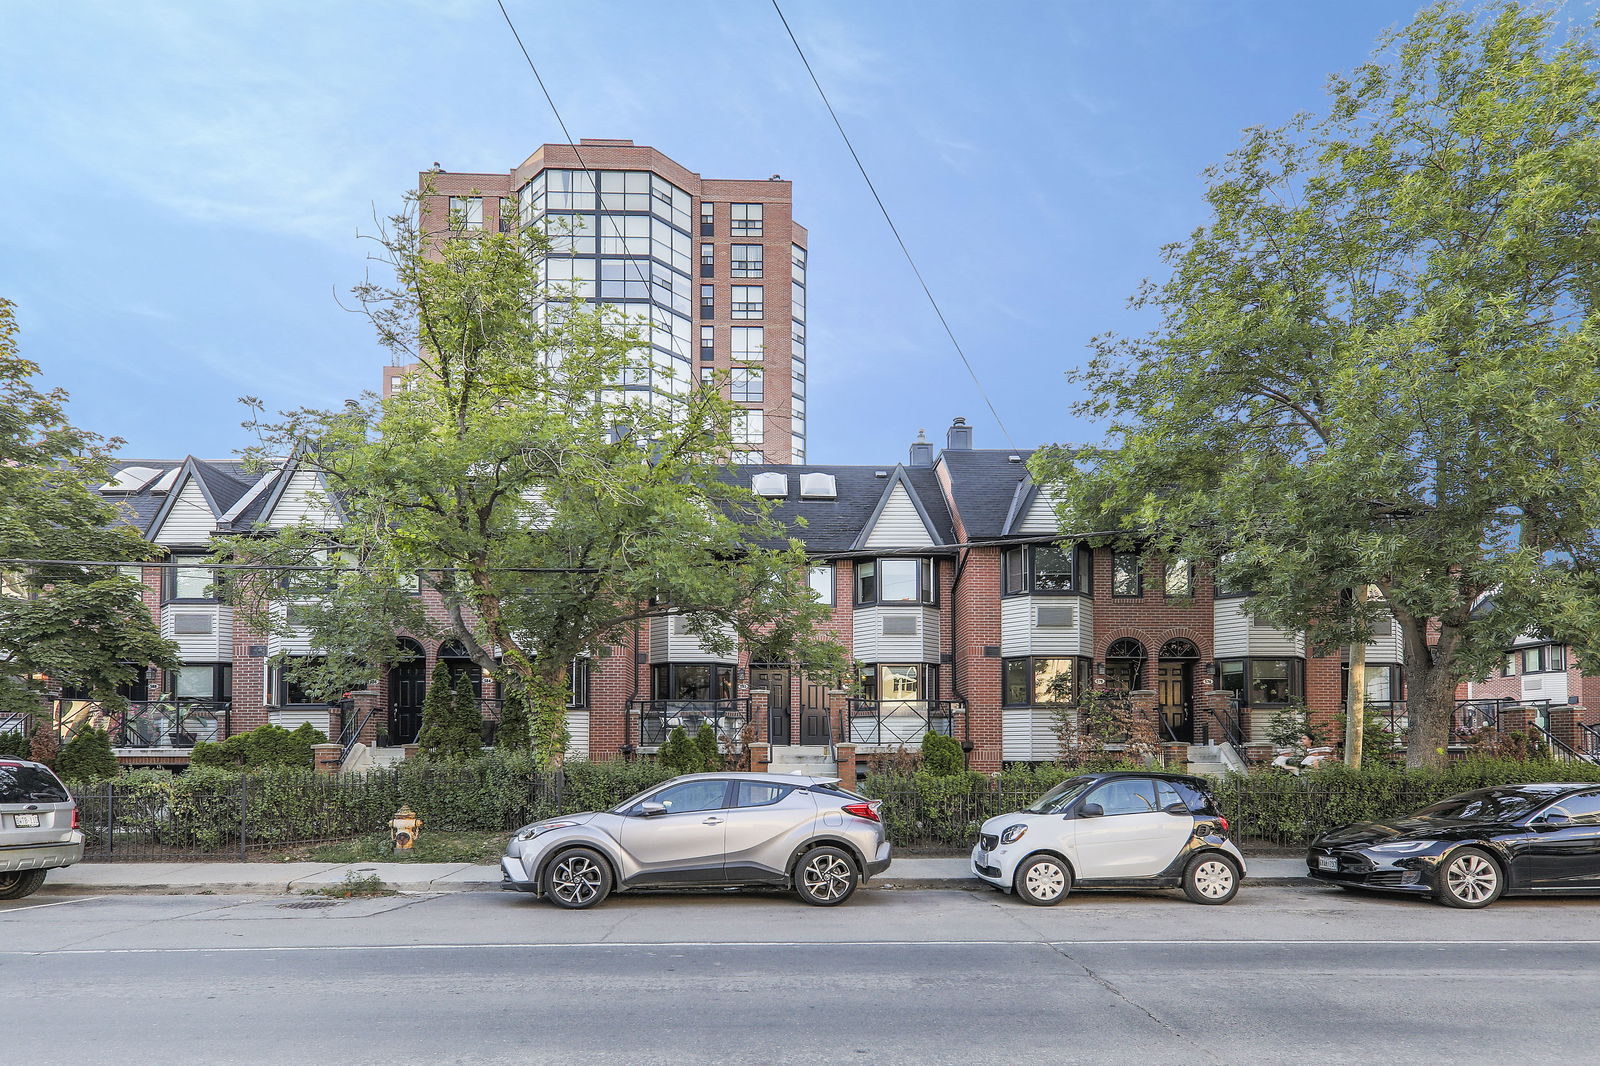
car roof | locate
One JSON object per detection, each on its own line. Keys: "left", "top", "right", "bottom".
{"left": 1075, "top": 770, "right": 1212, "bottom": 787}
{"left": 666, "top": 771, "right": 843, "bottom": 787}
{"left": 0, "top": 759, "right": 52, "bottom": 772}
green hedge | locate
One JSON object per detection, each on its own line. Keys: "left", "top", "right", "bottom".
{"left": 190, "top": 723, "right": 328, "bottom": 770}
{"left": 862, "top": 758, "right": 1600, "bottom": 848}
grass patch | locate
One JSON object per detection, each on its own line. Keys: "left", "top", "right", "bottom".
{"left": 272, "top": 830, "right": 507, "bottom": 866}
{"left": 308, "top": 872, "right": 397, "bottom": 898}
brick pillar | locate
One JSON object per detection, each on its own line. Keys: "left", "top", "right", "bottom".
{"left": 834, "top": 743, "right": 856, "bottom": 784}
{"left": 402, "top": 743, "right": 420, "bottom": 761}
{"left": 1160, "top": 742, "right": 1188, "bottom": 769}
{"left": 311, "top": 743, "right": 342, "bottom": 775}
{"left": 749, "top": 742, "right": 771, "bottom": 773}
{"left": 1128, "top": 688, "right": 1159, "bottom": 753}
{"left": 1499, "top": 704, "right": 1537, "bottom": 735}
{"left": 1548, "top": 705, "right": 1581, "bottom": 751}
{"left": 747, "top": 692, "right": 769, "bottom": 746}
{"left": 350, "top": 689, "right": 383, "bottom": 747}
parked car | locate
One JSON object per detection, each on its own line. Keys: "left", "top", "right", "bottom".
{"left": 1308, "top": 783, "right": 1600, "bottom": 908}
{"left": 0, "top": 759, "right": 84, "bottom": 900}
{"left": 501, "top": 772, "right": 891, "bottom": 909}
{"left": 971, "top": 771, "right": 1246, "bottom": 906}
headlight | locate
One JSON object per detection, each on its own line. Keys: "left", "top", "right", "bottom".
{"left": 1367, "top": 840, "right": 1432, "bottom": 854}
{"left": 1000, "top": 824, "right": 1028, "bottom": 845}
{"left": 515, "top": 821, "right": 577, "bottom": 842}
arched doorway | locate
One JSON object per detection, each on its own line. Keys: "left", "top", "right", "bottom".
{"left": 386, "top": 638, "right": 427, "bottom": 745}
{"left": 1104, "top": 638, "right": 1146, "bottom": 693}
{"left": 1157, "top": 638, "right": 1200, "bottom": 742}
{"left": 438, "top": 640, "right": 484, "bottom": 697}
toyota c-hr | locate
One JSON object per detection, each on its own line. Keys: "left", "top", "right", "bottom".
{"left": 503, "top": 772, "right": 891, "bottom": 908}
{"left": 972, "top": 771, "right": 1245, "bottom": 905}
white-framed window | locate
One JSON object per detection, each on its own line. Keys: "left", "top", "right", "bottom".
{"left": 731, "top": 286, "right": 763, "bottom": 319}
{"left": 731, "top": 368, "right": 763, "bottom": 403}
{"left": 808, "top": 565, "right": 834, "bottom": 605}
{"left": 731, "top": 244, "right": 763, "bottom": 277}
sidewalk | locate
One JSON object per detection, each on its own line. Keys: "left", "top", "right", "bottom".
{"left": 40, "top": 857, "right": 1313, "bottom": 895}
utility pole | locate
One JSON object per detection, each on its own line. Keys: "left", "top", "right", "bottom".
{"left": 1345, "top": 584, "right": 1367, "bottom": 770}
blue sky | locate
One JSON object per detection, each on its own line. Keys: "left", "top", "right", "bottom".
{"left": 1, "top": 0, "right": 1438, "bottom": 464}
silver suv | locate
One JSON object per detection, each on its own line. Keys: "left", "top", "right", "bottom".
{"left": 502, "top": 772, "right": 891, "bottom": 908}
{"left": 1, "top": 759, "right": 84, "bottom": 900}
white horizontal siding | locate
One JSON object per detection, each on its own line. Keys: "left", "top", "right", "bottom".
{"left": 265, "top": 467, "right": 336, "bottom": 529}
{"left": 853, "top": 608, "right": 879, "bottom": 661}
{"left": 159, "top": 605, "right": 232, "bottom": 660}
{"left": 1521, "top": 673, "right": 1568, "bottom": 703}
{"left": 1000, "top": 597, "right": 1093, "bottom": 657}
{"left": 1003, "top": 708, "right": 1060, "bottom": 761}
{"left": 863, "top": 484, "right": 933, "bottom": 549}
{"left": 1012, "top": 489, "right": 1061, "bottom": 535}
{"left": 268, "top": 707, "right": 333, "bottom": 735}
{"left": 853, "top": 606, "right": 926, "bottom": 660}
{"left": 565, "top": 711, "right": 589, "bottom": 759}
{"left": 152, "top": 479, "right": 217, "bottom": 545}
{"left": 920, "top": 607, "right": 941, "bottom": 661}
{"left": 650, "top": 614, "right": 736, "bottom": 663}
{"left": 1213, "top": 599, "right": 1304, "bottom": 658}
{"left": 266, "top": 602, "right": 319, "bottom": 656}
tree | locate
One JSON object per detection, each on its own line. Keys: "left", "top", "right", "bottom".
{"left": 415, "top": 661, "right": 456, "bottom": 760}
{"left": 0, "top": 298, "right": 178, "bottom": 723}
{"left": 223, "top": 188, "right": 847, "bottom": 768}
{"left": 496, "top": 686, "right": 530, "bottom": 752}
{"left": 452, "top": 670, "right": 484, "bottom": 755}
{"left": 1033, "top": 3, "right": 1600, "bottom": 769}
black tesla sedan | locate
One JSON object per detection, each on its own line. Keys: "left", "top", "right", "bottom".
{"left": 1307, "top": 783, "right": 1600, "bottom": 908}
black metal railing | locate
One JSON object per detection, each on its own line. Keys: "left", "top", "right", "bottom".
{"left": 843, "top": 699, "right": 961, "bottom": 746}
{"left": 53, "top": 698, "right": 231, "bottom": 749}
{"left": 0, "top": 711, "right": 30, "bottom": 737}
{"left": 1581, "top": 723, "right": 1600, "bottom": 761}
{"left": 1350, "top": 698, "right": 1558, "bottom": 743}
{"left": 1197, "top": 696, "right": 1246, "bottom": 748}
{"left": 1530, "top": 722, "right": 1592, "bottom": 763}
{"left": 632, "top": 697, "right": 751, "bottom": 747}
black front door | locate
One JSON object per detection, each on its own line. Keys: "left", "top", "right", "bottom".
{"left": 387, "top": 653, "right": 427, "bottom": 745}
{"left": 800, "top": 678, "right": 831, "bottom": 747}
{"left": 751, "top": 667, "right": 791, "bottom": 745}
{"left": 1157, "top": 661, "right": 1192, "bottom": 743}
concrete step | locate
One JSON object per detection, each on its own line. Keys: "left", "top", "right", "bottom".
{"left": 368, "top": 746, "right": 408, "bottom": 767}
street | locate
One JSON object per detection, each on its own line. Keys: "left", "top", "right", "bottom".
{"left": 2, "top": 884, "right": 1596, "bottom": 1065}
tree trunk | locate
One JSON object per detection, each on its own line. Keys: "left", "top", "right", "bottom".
{"left": 529, "top": 668, "right": 571, "bottom": 771}
{"left": 1346, "top": 585, "right": 1367, "bottom": 770}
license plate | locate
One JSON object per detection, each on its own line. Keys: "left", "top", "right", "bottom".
{"left": 1315, "top": 855, "right": 1336, "bottom": 872}
{"left": 14, "top": 814, "right": 39, "bottom": 828}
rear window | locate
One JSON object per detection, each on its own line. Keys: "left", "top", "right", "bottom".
{"left": 808, "top": 781, "right": 868, "bottom": 803}
{"left": 0, "top": 764, "right": 70, "bottom": 804}
{"left": 1168, "top": 779, "right": 1217, "bottom": 815}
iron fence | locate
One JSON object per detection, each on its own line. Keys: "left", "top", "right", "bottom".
{"left": 844, "top": 699, "right": 962, "bottom": 746}
{"left": 631, "top": 698, "right": 752, "bottom": 747}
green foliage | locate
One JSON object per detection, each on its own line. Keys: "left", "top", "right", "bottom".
{"left": 1031, "top": 3, "right": 1600, "bottom": 770}
{"left": 657, "top": 726, "right": 699, "bottom": 774}
{"left": 416, "top": 663, "right": 479, "bottom": 761}
{"left": 0, "top": 299, "right": 178, "bottom": 715}
{"left": 219, "top": 189, "right": 847, "bottom": 771}
{"left": 496, "top": 687, "right": 530, "bottom": 752}
{"left": 919, "top": 732, "right": 965, "bottom": 776}
{"left": 694, "top": 723, "right": 721, "bottom": 772}
{"left": 1334, "top": 709, "right": 1402, "bottom": 764}
{"left": 1264, "top": 704, "right": 1328, "bottom": 750}
{"left": 54, "top": 728, "right": 120, "bottom": 782}
{"left": 190, "top": 723, "right": 327, "bottom": 771}
{"left": 0, "top": 729, "right": 29, "bottom": 759}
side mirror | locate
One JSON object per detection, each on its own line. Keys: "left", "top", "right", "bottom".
{"left": 1540, "top": 811, "right": 1572, "bottom": 828}
{"left": 1079, "top": 802, "right": 1104, "bottom": 818}
{"left": 639, "top": 802, "right": 668, "bottom": 818}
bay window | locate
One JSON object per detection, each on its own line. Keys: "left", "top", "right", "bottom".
{"left": 999, "top": 543, "right": 1090, "bottom": 596}
{"left": 1217, "top": 658, "right": 1303, "bottom": 706}
{"left": 1003, "top": 656, "right": 1085, "bottom": 706}
{"left": 857, "top": 663, "right": 936, "bottom": 703}
{"left": 854, "top": 557, "right": 936, "bottom": 605}
{"left": 651, "top": 663, "right": 735, "bottom": 702}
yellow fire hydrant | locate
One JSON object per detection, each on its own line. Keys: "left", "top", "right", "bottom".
{"left": 389, "top": 806, "right": 422, "bottom": 850}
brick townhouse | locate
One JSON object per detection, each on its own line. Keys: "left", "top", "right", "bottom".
{"left": 70, "top": 417, "right": 1552, "bottom": 775}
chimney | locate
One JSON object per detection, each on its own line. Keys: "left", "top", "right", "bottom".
{"left": 946, "top": 417, "right": 973, "bottom": 451}
{"left": 908, "top": 429, "right": 934, "bottom": 467}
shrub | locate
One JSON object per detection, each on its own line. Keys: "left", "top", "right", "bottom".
{"left": 658, "top": 726, "right": 696, "bottom": 773}
{"left": 497, "top": 687, "right": 530, "bottom": 752}
{"left": 415, "top": 662, "right": 457, "bottom": 760}
{"left": 55, "top": 727, "right": 120, "bottom": 782}
{"left": 919, "top": 732, "right": 965, "bottom": 776}
{"left": 0, "top": 729, "right": 30, "bottom": 759}
{"left": 190, "top": 723, "right": 327, "bottom": 770}
{"left": 694, "top": 724, "right": 720, "bottom": 772}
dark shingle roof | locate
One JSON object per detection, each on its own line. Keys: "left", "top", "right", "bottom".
{"left": 936, "top": 449, "right": 1035, "bottom": 540}
{"left": 723, "top": 463, "right": 954, "bottom": 554}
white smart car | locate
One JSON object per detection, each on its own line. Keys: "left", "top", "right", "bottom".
{"left": 972, "top": 771, "right": 1246, "bottom": 905}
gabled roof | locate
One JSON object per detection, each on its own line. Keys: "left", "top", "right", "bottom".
{"left": 936, "top": 448, "right": 1035, "bottom": 540}
{"left": 851, "top": 465, "right": 944, "bottom": 550}
{"left": 720, "top": 463, "right": 955, "bottom": 554}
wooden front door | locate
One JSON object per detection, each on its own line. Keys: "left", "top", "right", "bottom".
{"left": 800, "top": 678, "right": 831, "bottom": 747}
{"left": 1157, "top": 661, "right": 1192, "bottom": 743}
{"left": 751, "top": 667, "right": 791, "bottom": 746}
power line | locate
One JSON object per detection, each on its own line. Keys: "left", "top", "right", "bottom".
{"left": 769, "top": 0, "right": 1018, "bottom": 452}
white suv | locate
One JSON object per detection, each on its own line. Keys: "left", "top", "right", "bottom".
{"left": 972, "top": 771, "right": 1245, "bottom": 905}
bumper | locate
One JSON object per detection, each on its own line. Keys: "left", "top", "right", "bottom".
{"left": 0, "top": 835, "right": 85, "bottom": 873}
{"left": 866, "top": 841, "right": 892, "bottom": 878}
{"left": 971, "top": 843, "right": 1016, "bottom": 889}
{"left": 1307, "top": 848, "right": 1431, "bottom": 893}
{"left": 500, "top": 855, "right": 539, "bottom": 893}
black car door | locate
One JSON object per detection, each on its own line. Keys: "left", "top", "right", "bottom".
{"left": 1518, "top": 791, "right": 1600, "bottom": 890}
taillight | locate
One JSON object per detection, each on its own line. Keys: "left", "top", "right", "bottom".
{"left": 842, "top": 801, "right": 880, "bottom": 823}
{"left": 72, "top": 807, "right": 79, "bottom": 829}
{"left": 1217, "top": 816, "right": 1229, "bottom": 833}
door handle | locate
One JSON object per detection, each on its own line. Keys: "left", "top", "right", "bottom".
{"left": 702, "top": 817, "right": 725, "bottom": 825}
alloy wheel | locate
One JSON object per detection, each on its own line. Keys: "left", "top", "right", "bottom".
{"left": 802, "top": 853, "right": 853, "bottom": 902}
{"left": 1446, "top": 853, "right": 1498, "bottom": 905}
{"left": 1024, "top": 860, "right": 1066, "bottom": 902}
{"left": 1192, "top": 860, "right": 1234, "bottom": 900}
{"left": 550, "top": 855, "right": 603, "bottom": 906}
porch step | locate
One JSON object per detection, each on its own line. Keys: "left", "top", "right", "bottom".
{"left": 368, "top": 746, "right": 409, "bottom": 768}
{"left": 1185, "top": 741, "right": 1246, "bottom": 777}
{"left": 767, "top": 745, "right": 837, "bottom": 776}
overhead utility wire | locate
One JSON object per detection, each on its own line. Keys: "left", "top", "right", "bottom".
{"left": 769, "top": 0, "right": 1018, "bottom": 452}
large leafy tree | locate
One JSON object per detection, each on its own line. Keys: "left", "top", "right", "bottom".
{"left": 0, "top": 298, "right": 177, "bottom": 720}
{"left": 225, "top": 191, "right": 846, "bottom": 766}
{"left": 1033, "top": 3, "right": 1600, "bottom": 769}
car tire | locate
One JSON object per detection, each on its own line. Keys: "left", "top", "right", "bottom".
{"left": 1436, "top": 847, "right": 1502, "bottom": 909}
{"left": 1182, "top": 853, "right": 1240, "bottom": 905}
{"left": 0, "top": 870, "right": 47, "bottom": 901}
{"left": 794, "top": 846, "right": 859, "bottom": 906}
{"left": 543, "top": 847, "right": 612, "bottom": 910}
{"left": 1014, "top": 854, "right": 1071, "bottom": 906}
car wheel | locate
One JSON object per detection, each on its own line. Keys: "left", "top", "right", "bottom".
{"left": 0, "top": 870, "right": 47, "bottom": 901}
{"left": 1014, "top": 854, "right": 1071, "bottom": 906}
{"left": 794, "top": 846, "right": 859, "bottom": 906}
{"left": 1182, "top": 853, "right": 1240, "bottom": 905}
{"left": 1436, "top": 847, "right": 1502, "bottom": 909}
{"left": 543, "top": 848, "right": 612, "bottom": 910}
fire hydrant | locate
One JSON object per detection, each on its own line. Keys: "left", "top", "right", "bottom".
{"left": 389, "top": 806, "right": 422, "bottom": 850}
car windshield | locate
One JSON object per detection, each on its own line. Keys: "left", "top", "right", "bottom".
{"left": 1026, "top": 777, "right": 1096, "bottom": 815}
{"left": 1412, "top": 787, "right": 1563, "bottom": 823}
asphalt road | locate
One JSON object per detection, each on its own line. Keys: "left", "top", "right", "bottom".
{"left": 2, "top": 883, "right": 1597, "bottom": 1066}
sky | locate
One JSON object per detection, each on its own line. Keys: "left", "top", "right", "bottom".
{"left": 1, "top": 0, "right": 1449, "bottom": 465}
